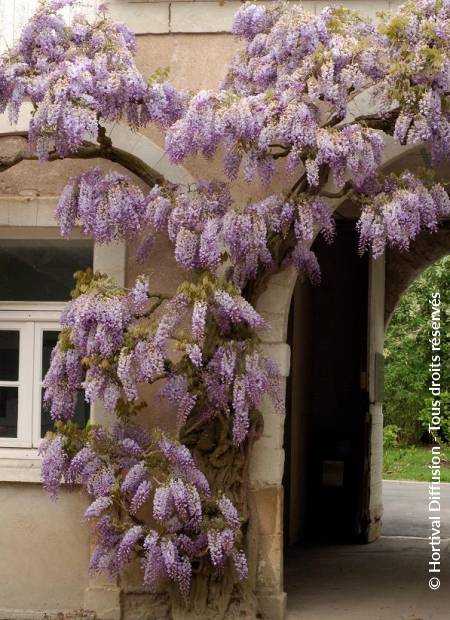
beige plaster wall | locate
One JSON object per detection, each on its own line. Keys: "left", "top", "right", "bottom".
{"left": 0, "top": 483, "right": 90, "bottom": 615}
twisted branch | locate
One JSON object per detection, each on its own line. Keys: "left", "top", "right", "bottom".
{"left": 0, "top": 130, "right": 163, "bottom": 188}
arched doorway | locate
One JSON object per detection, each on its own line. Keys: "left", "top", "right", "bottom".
{"left": 282, "top": 228, "right": 450, "bottom": 618}
{"left": 246, "top": 140, "right": 450, "bottom": 618}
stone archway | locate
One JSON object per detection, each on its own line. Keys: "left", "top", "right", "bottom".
{"left": 0, "top": 103, "right": 194, "bottom": 187}
{"left": 385, "top": 222, "right": 450, "bottom": 325}
{"left": 250, "top": 168, "right": 450, "bottom": 620}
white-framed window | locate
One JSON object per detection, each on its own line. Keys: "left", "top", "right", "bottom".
{"left": 0, "top": 236, "right": 93, "bottom": 453}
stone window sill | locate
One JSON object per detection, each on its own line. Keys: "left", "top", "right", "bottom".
{"left": 0, "top": 450, "right": 41, "bottom": 482}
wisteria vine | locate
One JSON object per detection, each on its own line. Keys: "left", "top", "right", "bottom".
{"left": 1, "top": 0, "right": 450, "bottom": 610}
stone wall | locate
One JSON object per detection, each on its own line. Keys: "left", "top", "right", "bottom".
{"left": 385, "top": 223, "right": 450, "bottom": 325}
{"left": 0, "top": 0, "right": 408, "bottom": 49}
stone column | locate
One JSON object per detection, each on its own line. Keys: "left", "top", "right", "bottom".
{"left": 366, "top": 254, "right": 386, "bottom": 542}
{"left": 83, "top": 241, "right": 127, "bottom": 619}
{"left": 251, "top": 268, "right": 297, "bottom": 620}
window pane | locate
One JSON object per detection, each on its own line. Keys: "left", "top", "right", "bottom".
{"left": 0, "top": 330, "right": 19, "bottom": 381}
{"left": 40, "top": 330, "right": 90, "bottom": 437}
{"left": 42, "top": 331, "right": 60, "bottom": 380}
{"left": 0, "top": 239, "right": 93, "bottom": 301}
{"left": 0, "top": 386, "right": 18, "bottom": 437}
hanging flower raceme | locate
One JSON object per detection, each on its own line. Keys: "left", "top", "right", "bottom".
{"left": 60, "top": 273, "right": 149, "bottom": 358}
{"left": 43, "top": 267, "right": 280, "bottom": 439}
{"left": 57, "top": 173, "right": 233, "bottom": 272}
{"left": 143, "top": 180, "right": 232, "bottom": 270}
{"left": 140, "top": 180, "right": 231, "bottom": 274}
{"left": 376, "top": 1, "right": 450, "bottom": 161}
{"left": 223, "top": 193, "right": 335, "bottom": 287}
{"left": 56, "top": 169, "right": 148, "bottom": 242}
{"left": 305, "top": 126, "right": 385, "bottom": 192}
{"left": 117, "top": 339, "right": 166, "bottom": 402}
{"left": 39, "top": 421, "right": 246, "bottom": 596}
{"left": 138, "top": 275, "right": 281, "bottom": 440}
{"left": 39, "top": 434, "right": 69, "bottom": 498}
{"left": 165, "top": 3, "right": 382, "bottom": 184}
{"left": 105, "top": 273, "right": 281, "bottom": 443}
{"left": 163, "top": 0, "right": 450, "bottom": 193}
{"left": 226, "top": 3, "right": 376, "bottom": 99}
{"left": 56, "top": 168, "right": 336, "bottom": 287}
{"left": 41, "top": 339, "right": 84, "bottom": 421}
{"left": 202, "top": 341, "right": 284, "bottom": 445}
{"left": 43, "top": 271, "right": 151, "bottom": 419}
{"left": 0, "top": 0, "right": 185, "bottom": 159}
{"left": 115, "top": 289, "right": 192, "bottom": 403}
{"left": 357, "top": 172, "right": 450, "bottom": 258}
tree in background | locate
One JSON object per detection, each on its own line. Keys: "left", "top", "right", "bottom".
{"left": 1, "top": 0, "right": 450, "bottom": 617}
{"left": 384, "top": 255, "right": 450, "bottom": 445}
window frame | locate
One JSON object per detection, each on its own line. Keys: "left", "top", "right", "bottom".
{"left": 0, "top": 319, "right": 34, "bottom": 448}
{"left": 0, "top": 304, "right": 64, "bottom": 450}
{"left": 0, "top": 211, "right": 125, "bottom": 478}
{"left": 0, "top": 228, "right": 95, "bottom": 456}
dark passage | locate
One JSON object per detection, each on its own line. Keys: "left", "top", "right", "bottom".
{"left": 284, "top": 221, "right": 370, "bottom": 544}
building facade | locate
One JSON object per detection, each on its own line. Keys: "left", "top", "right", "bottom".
{"left": 0, "top": 1, "right": 449, "bottom": 619}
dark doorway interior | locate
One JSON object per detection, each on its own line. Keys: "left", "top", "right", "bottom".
{"left": 284, "top": 221, "right": 370, "bottom": 545}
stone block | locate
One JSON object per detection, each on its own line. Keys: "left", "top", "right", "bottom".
{"left": 122, "top": 591, "right": 171, "bottom": 620}
{"left": 108, "top": 3, "right": 170, "bottom": 34}
{"left": 250, "top": 444, "right": 285, "bottom": 487}
{"left": 170, "top": 2, "right": 241, "bottom": 32}
{"left": 256, "top": 284, "right": 292, "bottom": 316}
{"left": 316, "top": 0, "right": 389, "bottom": 20}
{"left": 84, "top": 585, "right": 121, "bottom": 620}
{"left": 256, "top": 533, "right": 283, "bottom": 592}
{"left": 251, "top": 485, "right": 283, "bottom": 537}
{"left": 258, "top": 592, "right": 287, "bottom": 620}
{"left": 258, "top": 311, "right": 289, "bottom": 344}
{"left": 260, "top": 405, "right": 285, "bottom": 445}
{"left": 260, "top": 343, "right": 291, "bottom": 377}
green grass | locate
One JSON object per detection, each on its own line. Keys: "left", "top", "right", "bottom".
{"left": 383, "top": 445, "right": 450, "bottom": 482}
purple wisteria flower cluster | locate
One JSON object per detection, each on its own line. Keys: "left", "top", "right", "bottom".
{"left": 165, "top": 3, "right": 384, "bottom": 187}
{"left": 43, "top": 269, "right": 282, "bottom": 445}
{"left": 56, "top": 173, "right": 229, "bottom": 268}
{"left": 357, "top": 172, "right": 450, "bottom": 257}
{"left": 145, "top": 180, "right": 232, "bottom": 271}
{"left": 43, "top": 271, "right": 150, "bottom": 419}
{"left": 0, "top": 0, "right": 185, "bottom": 159}
{"left": 222, "top": 193, "right": 335, "bottom": 286}
{"left": 56, "top": 169, "right": 148, "bottom": 242}
{"left": 39, "top": 422, "right": 247, "bottom": 595}
{"left": 56, "top": 166, "right": 336, "bottom": 284}
{"left": 203, "top": 343, "right": 284, "bottom": 445}
{"left": 378, "top": 1, "right": 450, "bottom": 162}
{"left": 162, "top": 2, "right": 450, "bottom": 260}
{"left": 12, "top": 0, "right": 450, "bottom": 607}
{"left": 145, "top": 184, "right": 337, "bottom": 285}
